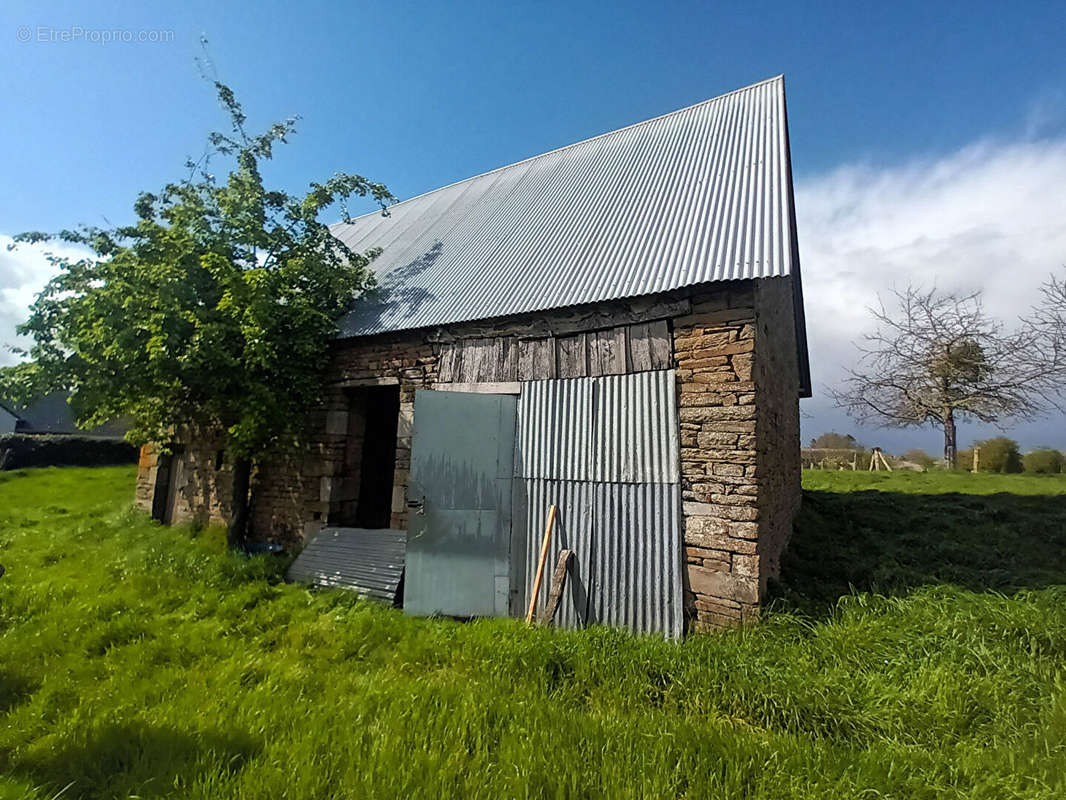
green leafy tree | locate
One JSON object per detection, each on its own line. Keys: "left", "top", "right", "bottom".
{"left": 0, "top": 361, "right": 48, "bottom": 410}
{"left": 808, "top": 432, "right": 862, "bottom": 450}
{"left": 11, "top": 83, "right": 392, "bottom": 547}
{"left": 901, "top": 448, "right": 936, "bottom": 470}
{"left": 972, "top": 437, "right": 1023, "bottom": 473}
{"left": 1023, "top": 448, "right": 1065, "bottom": 474}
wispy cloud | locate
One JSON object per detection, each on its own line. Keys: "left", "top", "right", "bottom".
{"left": 796, "top": 136, "right": 1066, "bottom": 452}
{"left": 0, "top": 235, "right": 88, "bottom": 366}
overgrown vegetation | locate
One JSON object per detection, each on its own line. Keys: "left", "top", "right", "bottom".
{"left": 1, "top": 467, "right": 1065, "bottom": 798}
{"left": 783, "top": 468, "right": 1066, "bottom": 609}
{"left": 1024, "top": 447, "right": 1066, "bottom": 474}
{"left": 0, "top": 434, "right": 136, "bottom": 470}
{"left": 11, "top": 74, "right": 392, "bottom": 547}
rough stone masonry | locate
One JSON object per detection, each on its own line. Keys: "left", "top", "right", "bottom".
{"left": 675, "top": 279, "right": 801, "bottom": 630}
{"left": 136, "top": 278, "right": 802, "bottom": 631}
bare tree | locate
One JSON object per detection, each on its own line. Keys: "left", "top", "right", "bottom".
{"left": 833, "top": 285, "right": 1065, "bottom": 468}
{"left": 1029, "top": 270, "right": 1066, "bottom": 380}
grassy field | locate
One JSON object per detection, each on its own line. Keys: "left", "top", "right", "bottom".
{"left": 0, "top": 467, "right": 1064, "bottom": 799}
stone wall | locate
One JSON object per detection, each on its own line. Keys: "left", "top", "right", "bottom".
{"left": 134, "top": 444, "right": 158, "bottom": 510}
{"left": 751, "top": 277, "right": 803, "bottom": 587}
{"left": 675, "top": 277, "right": 802, "bottom": 630}
{"left": 134, "top": 426, "right": 233, "bottom": 526}
{"left": 674, "top": 285, "right": 761, "bottom": 628}
{"left": 251, "top": 332, "right": 438, "bottom": 541}
{"left": 135, "top": 279, "right": 804, "bottom": 630}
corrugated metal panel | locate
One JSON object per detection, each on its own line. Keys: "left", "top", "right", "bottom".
{"left": 512, "top": 369, "right": 682, "bottom": 637}
{"left": 287, "top": 527, "right": 406, "bottom": 603}
{"left": 514, "top": 377, "right": 594, "bottom": 481}
{"left": 590, "top": 483, "right": 682, "bottom": 634}
{"left": 592, "top": 371, "right": 679, "bottom": 483}
{"left": 334, "top": 76, "right": 793, "bottom": 337}
{"left": 515, "top": 370, "right": 678, "bottom": 484}
{"left": 514, "top": 480, "right": 683, "bottom": 637}
{"left": 513, "top": 479, "right": 594, "bottom": 628}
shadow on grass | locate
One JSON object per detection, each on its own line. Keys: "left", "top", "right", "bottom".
{"left": 773, "top": 489, "right": 1066, "bottom": 615}
{"left": 8, "top": 720, "right": 260, "bottom": 799}
{"left": 0, "top": 668, "right": 40, "bottom": 714}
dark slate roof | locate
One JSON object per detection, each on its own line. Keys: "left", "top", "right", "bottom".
{"left": 17, "top": 391, "right": 128, "bottom": 437}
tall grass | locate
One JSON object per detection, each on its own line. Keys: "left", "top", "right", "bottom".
{"left": 0, "top": 467, "right": 1064, "bottom": 798}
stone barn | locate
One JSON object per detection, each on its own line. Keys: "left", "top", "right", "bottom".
{"left": 136, "top": 76, "right": 810, "bottom": 635}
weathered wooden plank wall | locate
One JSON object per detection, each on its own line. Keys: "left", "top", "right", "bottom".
{"left": 437, "top": 320, "right": 672, "bottom": 383}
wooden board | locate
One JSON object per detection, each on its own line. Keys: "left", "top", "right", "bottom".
{"left": 437, "top": 319, "right": 675, "bottom": 385}
{"left": 588, "top": 329, "right": 617, "bottom": 377}
{"left": 425, "top": 296, "right": 691, "bottom": 342}
{"left": 557, "top": 333, "right": 589, "bottom": 379}
{"left": 629, "top": 322, "right": 652, "bottom": 371}
{"left": 539, "top": 549, "right": 574, "bottom": 626}
{"left": 648, "top": 320, "right": 673, "bottom": 369}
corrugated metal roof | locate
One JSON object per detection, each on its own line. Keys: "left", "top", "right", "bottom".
{"left": 334, "top": 76, "right": 795, "bottom": 337}
{"left": 515, "top": 370, "right": 679, "bottom": 483}
{"left": 286, "top": 527, "right": 406, "bottom": 603}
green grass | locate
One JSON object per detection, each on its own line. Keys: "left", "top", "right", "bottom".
{"left": 0, "top": 467, "right": 1064, "bottom": 799}
{"left": 781, "top": 470, "right": 1066, "bottom": 612}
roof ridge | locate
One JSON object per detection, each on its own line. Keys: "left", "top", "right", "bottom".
{"left": 334, "top": 75, "right": 785, "bottom": 227}
{"left": 0, "top": 398, "right": 22, "bottom": 420}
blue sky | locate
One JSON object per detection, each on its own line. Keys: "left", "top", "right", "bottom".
{"left": 2, "top": 1, "right": 1065, "bottom": 452}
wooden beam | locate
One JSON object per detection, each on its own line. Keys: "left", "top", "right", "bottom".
{"left": 539, "top": 549, "right": 574, "bottom": 626}
{"left": 525, "top": 504, "right": 557, "bottom": 624}
{"left": 330, "top": 377, "right": 400, "bottom": 388}
{"left": 424, "top": 296, "right": 692, "bottom": 342}
{"left": 431, "top": 382, "right": 521, "bottom": 395}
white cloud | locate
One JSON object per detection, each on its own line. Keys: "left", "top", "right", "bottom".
{"left": 796, "top": 136, "right": 1066, "bottom": 452}
{"left": 0, "top": 235, "right": 90, "bottom": 367}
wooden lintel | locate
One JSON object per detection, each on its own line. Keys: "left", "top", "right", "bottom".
{"left": 432, "top": 381, "right": 521, "bottom": 395}
{"left": 331, "top": 377, "right": 401, "bottom": 388}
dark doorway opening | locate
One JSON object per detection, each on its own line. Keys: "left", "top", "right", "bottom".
{"left": 334, "top": 385, "right": 400, "bottom": 529}
{"left": 151, "top": 445, "right": 184, "bottom": 524}
{"left": 151, "top": 453, "right": 173, "bottom": 522}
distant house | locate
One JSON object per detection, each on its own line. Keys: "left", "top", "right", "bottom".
{"left": 0, "top": 392, "right": 135, "bottom": 470}
{"left": 0, "top": 401, "right": 20, "bottom": 434}
{"left": 15, "top": 391, "right": 128, "bottom": 438}
{"left": 136, "top": 76, "right": 810, "bottom": 635}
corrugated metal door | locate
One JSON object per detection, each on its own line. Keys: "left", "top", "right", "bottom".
{"left": 404, "top": 389, "right": 517, "bottom": 617}
{"left": 513, "top": 370, "right": 683, "bottom": 637}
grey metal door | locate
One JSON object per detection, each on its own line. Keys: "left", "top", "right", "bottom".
{"left": 404, "top": 389, "right": 517, "bottom": 617}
